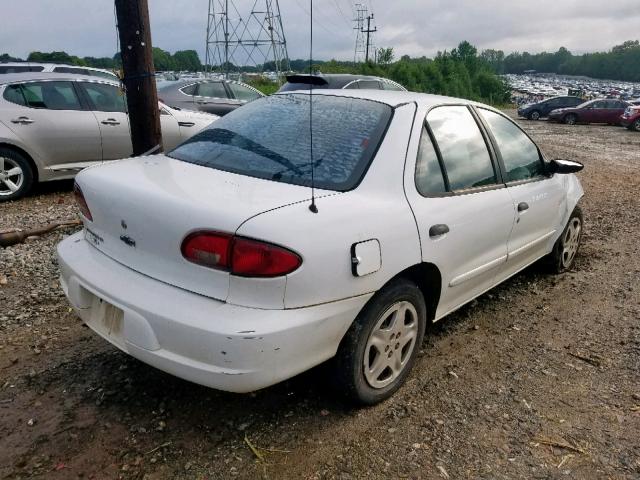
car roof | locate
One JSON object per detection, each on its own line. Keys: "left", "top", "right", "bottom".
{"left": 0, "top": 72, "right": 118, "bottom": 85}
{"left": 274, "top": 88, "right": 490, "bottom": 110}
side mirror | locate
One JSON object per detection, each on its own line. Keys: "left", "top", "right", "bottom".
{"left": 548, "top": 159, "right": 584, "bottom": 174}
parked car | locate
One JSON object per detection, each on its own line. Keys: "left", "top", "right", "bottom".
{"left": 278, "top": 74, "right": 406, "bottom": 92}
{"left": 0, "top": 62, "right": 118, "bottom": 80}
{"left": 157, "top": 79, "right": 264, "bottom": 116}
{"left": 0, "top": 73, "right": 217, "bottom": 201}
{"left": 58, "top": 90, "right": 584, "bottom": 404}
{"left": 548, "top": 99, "right": 631, "bottom": 125}
{"left": 620, "top": 105, "right": 640, "bottom": 131}
{"left": 517, "top": 96, "right": 583, "bottom": 120}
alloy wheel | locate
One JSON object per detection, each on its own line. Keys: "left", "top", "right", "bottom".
{"left": 561, "top": 217, "right": 582, "bottom": 268}
{"left": 633, "top": 119, "right": 640, "bottom": 132}
{"left": 530, "top": 111, "right": 540, "bottom": 121}
{"left": 0, "top": 156, "right": 24, "bottom": 197}
{"left": 363, "top": 300, "right": 419, "bottom": 389}
{"left": 565, "top": 115, "right": 577, "bottom": 125}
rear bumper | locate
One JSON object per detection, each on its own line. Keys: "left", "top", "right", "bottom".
{"left": 57, "top": 231, "right": 371, "bottom": 393}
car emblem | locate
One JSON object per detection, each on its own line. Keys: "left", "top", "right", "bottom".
{"left": 119, "top": 235, "right": 136, "bottom": 248}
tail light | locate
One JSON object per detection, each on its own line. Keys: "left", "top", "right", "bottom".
{"left": 181, "top": 231, "right": 301, "bottom": 277}
{"left": 73, "top": 183, "right": 93, "bottom": 221}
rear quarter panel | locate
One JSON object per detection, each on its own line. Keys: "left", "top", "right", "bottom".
{"left": 234, "top": 103, "right": 422, "bottom": 309}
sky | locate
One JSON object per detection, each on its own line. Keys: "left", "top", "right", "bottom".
{"left": 1, "top": 0, "right": 639, "bottom": 62}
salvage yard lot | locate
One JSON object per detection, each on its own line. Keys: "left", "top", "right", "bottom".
{"left": 0, "top": 112, "right": 639, "bottom": 479}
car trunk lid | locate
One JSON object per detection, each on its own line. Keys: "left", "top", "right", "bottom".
{"left": 76, "top": 155, "right": 319, "bottom": 301}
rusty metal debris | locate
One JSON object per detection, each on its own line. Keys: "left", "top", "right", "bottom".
{"left": 0, "top": 219, "right": 80, "bottom": 248}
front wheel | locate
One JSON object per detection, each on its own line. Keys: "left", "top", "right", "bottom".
{"left": 630, "top": 119, "right": 640, "bottom": 132}
{"left": 331, "top": 278, "right": 427, "bottom": 405}
{"left": 564, "top": 114, "right": 577, "bottom": 125}
{"left": 528, "top": 110, "right": 541, "bottom": 121}
{"left": 546, "top": 205, "right": 583, "bottom": 273}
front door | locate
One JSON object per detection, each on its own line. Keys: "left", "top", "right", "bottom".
{"left": 0, "top": 81, "right": 102, "bottom": 170}
{"left": 476, "top": 108, "right": 566, "bottom": 277}
{"left": 404, "top": 106, "right": 515, "bottom": 319}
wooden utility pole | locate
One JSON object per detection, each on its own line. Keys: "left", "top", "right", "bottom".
{"left": 114, "top": 0, "right": 163, "bottom": 155}
{"left": 363, "top": 13, "right": 377, "bottom": 63}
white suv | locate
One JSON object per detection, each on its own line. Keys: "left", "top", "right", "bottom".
{"left": 58, "top": 90, "right": 584, "bottom": 404}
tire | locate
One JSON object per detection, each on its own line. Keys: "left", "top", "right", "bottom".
{"left": 546, "top": 205, "right": 583, "bottom": 274}
{"left": 528, "top": 110, "right": 541, "bottom": 121}
{"left": 631, "top": 119, "right": 640, "bottom": 132}
{"left": 331, "top": 278, "right": 427, "bottom": 405}
{"left": 564, "top": 114, "right": 577, "bottom": 125}
{"left": 0, "top": 147, "right": 34, "bottom": 202}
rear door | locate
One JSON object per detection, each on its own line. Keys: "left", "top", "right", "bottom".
{"left": 404, "top": 105, "right": 515, "bottom": 318}
{"left": 0, "top": 81, "right": 101, "bottom": 170}
{"left": 78, "top": 81, "right": 133, "bottom": 160}
{"left": 476, "top": 108, "right": 566, "bottom": 277}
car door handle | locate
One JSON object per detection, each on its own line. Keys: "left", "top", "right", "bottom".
{"left": 517, "top": 202, "right": 529, "bottom": 212}
{"left": 11, "top": 116, "right": 34, "bottom": 124}
{"left": 101, "top": 119, "right": 120, "bottom": 125}
{"left": 178, "top": 121, "right": 195, "bottom": 127}
{"left": 429, "top": 224, "right": 450, "bottom": 237}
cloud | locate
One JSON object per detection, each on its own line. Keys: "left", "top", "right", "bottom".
{"left": 0, "top": 0, "right": 637, "bottom": 63}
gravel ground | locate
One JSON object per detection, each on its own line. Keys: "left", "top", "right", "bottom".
{"left": 0, "top": 113, "right": 639, "bottom": 480}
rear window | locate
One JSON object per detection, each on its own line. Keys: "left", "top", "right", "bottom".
{"left": 168, "top": 94, "right": 392, "bottom": 191}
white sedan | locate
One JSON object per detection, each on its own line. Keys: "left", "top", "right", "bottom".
{"left": 57, "top": 90, "right": 584, "bottom": 404}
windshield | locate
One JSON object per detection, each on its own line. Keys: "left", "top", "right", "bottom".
{"left": 168, "top": 93, "right": 392, "bottom": 191}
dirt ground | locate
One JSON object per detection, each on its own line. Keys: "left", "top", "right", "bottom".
{"left": 0, "top": 112, "right": 639, "bottom": 480}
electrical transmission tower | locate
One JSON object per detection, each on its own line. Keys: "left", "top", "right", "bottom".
{"left": 353, "top": 3, "right": 367, "bottom": 63}
{"left": 205, "top": 0, "right": 290, "bottom": 79}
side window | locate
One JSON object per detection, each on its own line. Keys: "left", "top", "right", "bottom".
{"left": 19, "top": 81, "right": 82, "bottom": 110}
{"left": 228, "top": 83, "right": 261, "bottom": 101}
{"left": 180, "top": 84, "right": 197, "bottom": 96}
{"left": 381, "top": 80, "right": 404, "bottom": 91}
{"left": 591, "top": 100, "right": 606, "bottom": 109}
{"left": 344, "top": 81, "right": 360, "bottom": 90}
{"left": 427, "top": 106, "right": 496, "bottom": 190}
{"left": 81, "top": 82, "right": 127, "bottom": 113}
{"left": 357, "top": 80, "right": 382, "bottom": 89}
{"left": 479, "top": 109, "right": 544, "bottom": 182}
{"left": 415, "top": 126, "right": 446, "bottom": 195}
{"left": 0, "top": 66, "right": 44, "bottom": 73}
{"left": 3, "top": 84, "right": 27, "bottom": 106}
{"left": 196, "top": 82, "right": 228, "bottom": 98}
{"left": 53, "top": 66, "right": 88, "bottom": 75}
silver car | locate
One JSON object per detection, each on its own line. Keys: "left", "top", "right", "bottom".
{"left": 0, "top": 73, "right": 218, "bottom": 201}
{"left": 157, "top": 79, "right": 264, "bottom": 116}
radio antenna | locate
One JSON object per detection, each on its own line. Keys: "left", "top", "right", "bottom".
{"left": 308, "top": 0, "right": 318, "bottom": 213}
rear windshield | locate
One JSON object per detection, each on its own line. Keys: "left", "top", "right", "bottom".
{"left": 168, "top": 93, "right": 392, "bottom": 191}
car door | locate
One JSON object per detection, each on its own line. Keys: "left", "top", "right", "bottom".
{"left": 159, "top": 105, "right": 183, "bottom": 151}
{"left": 227, "top": 81, "right": 263, "bottom": 105}
{"left": 78, "top": 81, "right": 133, "bottom": 160}
{"left": 194, "top": 81, "right": 238, "bottom": 116}
{"left": 607, "top": 100, "right": 627, "bottom": 124}
{"left": 476, "top": 108, "right": 567, "bottom": 278}
{"left": 0, "top": 81, "right": 102, "bottom": 171}
{"left": 587, "top": 100, "right": 608, "bottom": 123}
{"left": 404, "top": 105, "right": 515, "bottom": 319}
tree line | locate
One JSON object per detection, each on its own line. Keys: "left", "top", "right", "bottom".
{"left": 1, "top": 48, "right": 202, "bottom": 72}
{"left": 481, "top": 40, "right": 640, "bottom": 82}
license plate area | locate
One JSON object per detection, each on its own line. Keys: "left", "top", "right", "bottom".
{"left": 88, "top": 295, "right": 125, "bottom": 348}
